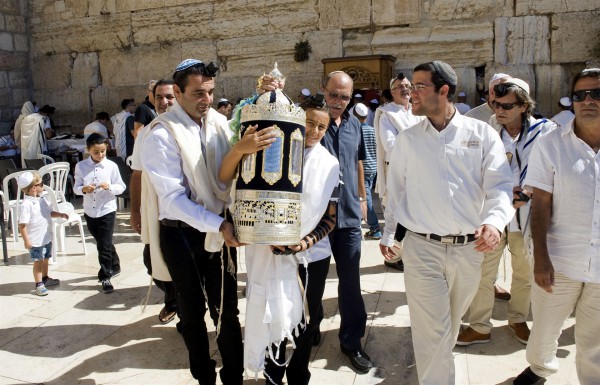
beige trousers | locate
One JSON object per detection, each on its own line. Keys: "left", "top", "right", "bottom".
{"left": 467, "top": 230, "right": 531, "bottom": 334}
{"left": 403, "top": 232, "right": 483, "bottom": 385}
{"left": 527, "top": 272, "right": 600, "bottom": 384}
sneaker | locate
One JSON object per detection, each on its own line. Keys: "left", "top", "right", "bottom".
{"left": 101, "top": 279, "right": 114, "bottom": 294}
{"left": 42, "top": 277, "right": 60, "bottom": 287}
{"left": 456, "top": 326, "right": 491, "bottom": 346}
{"left": 364, "top": 230, "right": 382, "bottom": 240}
{"left": 514, "top": 367, "right": 542, "bottom": 385}
{"left": 35, "top": 284, "right": 49, "bottom": 296}
{"left": 508, "top": 322, "right": 530, "bottom": 345}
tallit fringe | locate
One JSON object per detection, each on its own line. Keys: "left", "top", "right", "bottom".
{"left": 140, "top": 275, "right": 154, "bottom": 315}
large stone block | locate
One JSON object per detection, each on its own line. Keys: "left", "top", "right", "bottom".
{"left": 453, "top": 67, "right": 477, "bottom": 106}
{"left": 495, "top": 16, "right": 550, "bottom": 65}
{"left": 33, "top": 87, "right": 90, "bottom": 131}
{"left": 32, "top": 53, "right": 71, "bottom": 89}
{"left": 372, "top": 0, "right": 420, "bottom": 26}
{"left": 11, "top": 87, "right": 29, "bottom": 106}
{"left": 0, "top": 89, "right": 11, "bottom": 107}
{"left": 369, "top": 24, "right": 494, "bottom": 68}
{"left": 0, "top": 32, "right": 14, "bottom": 51}
{"left": 426, "top": 0, "right": 513, "bottom": 22}
{"left": 343, "top": 31, "right": 374, "bottom": 56}
{"left": 0, "top": 0, "right": 20, "bottom": 14}
{"left": 534, "top": 64, "right": 582, "bottom": 117}
{"left": 30, "top": 13, "right": 133, "bottom": 55}
{"left": 72, "top": 52, "right": 99, "bottom": 88}
{"left": 551, "top": 11, "right": 600, "bottom": 63}
{"left": 64, "top": 0, "right": 89, "bottom": 18}
{"left": 88, "top": 0, "right": 117, "bottom": 16}
{"left": 131, "top": 4, "right": 213, "bottom": 46}
{"left": 516, "top": 0, "right": 600, "bottom": 15}
{"left": 13, "top": 33, "right": 27, "bottom": 52}
{"left": 0, "top": 51, "right": 26, "bottom": 70}
{"left": 5, "top": 15, "right": 26, "bottom": 33}
{"left": 0, "top": 71, "right": 8, "bottom": 88}
{"left": 318, "top": 0, "right": 371, "bottom": 30}
{"left": 8, "top": 69, "right": 28, "bottom": 88}
{"left": 99, "top": 44, "right": 183, "bottom": 87}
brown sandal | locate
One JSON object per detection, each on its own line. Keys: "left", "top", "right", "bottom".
{"left": 158, "top": 306, "right": 177, "bottom": 324}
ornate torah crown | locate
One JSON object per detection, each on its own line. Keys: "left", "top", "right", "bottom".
{"left": 241, "top": 89, "right": 306, "bottom": 126}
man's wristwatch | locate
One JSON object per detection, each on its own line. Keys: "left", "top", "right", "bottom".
{"left": 359, "top": 196, "right": 366, "bottom": 202}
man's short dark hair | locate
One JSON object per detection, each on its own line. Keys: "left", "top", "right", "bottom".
{"left": 96, "top": 112, "right": 110, "bottom": 121}
{"left": 153, "top": 79, "right": 174, "bottom": 97}
{"left": 173, "top": 62, "right": 218, "bottom": 93}
{"left": 413, "top": 62, "right": 457, "bottom": 100}
{"left": 120, "top": 98, "right": 134, "bottom": 110}
{"left": 570, "top": 68, "right": 600, "bottom": 97}
{"left": 86, "top": 133, "right": 109, "bottom": 148}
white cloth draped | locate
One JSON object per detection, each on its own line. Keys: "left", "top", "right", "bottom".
{"left": 20, "top": 112, "right": 46, "bottom": 165}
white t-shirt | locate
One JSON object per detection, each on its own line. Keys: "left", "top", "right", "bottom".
{"left": 19, "top": 195, "right": 53, "bottom": 247}
{"left": 83, "top": 121, "right": 109, "bottom": 139}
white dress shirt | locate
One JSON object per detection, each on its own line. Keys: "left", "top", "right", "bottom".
{"left": 83, "top": 121, "right": 109, "bottom": 139}
{"left": 74, "top": 157, "right": 125, "bottom": 218}
{"left": 524, "top": 120, "right": 600, "bottom": 283}
{"left": 141, "top": 116, "right": 224, "bottom": 234}
{"left": 381, "top": 111, "right": 514, "bottom": 246}
{"left": 550, "top": 109, "right": 574, "bottom": 129}
{"left": 377, "top": 102, "right": 423, "bottom": 161}
{"left": 130, "top": 125, "right": 147, "bottom": 171}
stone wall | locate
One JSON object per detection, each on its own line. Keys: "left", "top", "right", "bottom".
{"left": 0, "top": 0, "right": 29, "bottom": 134}
{"left": 18, "top": 0, "right": 600, "bottom": 130}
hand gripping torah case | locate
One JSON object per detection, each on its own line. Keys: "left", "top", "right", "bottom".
{"left": 234, "top": 89, "right": 306, "bottom": 244}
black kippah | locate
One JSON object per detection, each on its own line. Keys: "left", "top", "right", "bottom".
{"left": 300, "top": 92, "right": 327, "bottom": 110}
{"left": 432, "top": 61, "right": 457, "bottom": 87}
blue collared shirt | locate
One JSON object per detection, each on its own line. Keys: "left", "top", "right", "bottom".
{"left": 320, "top": 110, "right": 366, "bottom": 228}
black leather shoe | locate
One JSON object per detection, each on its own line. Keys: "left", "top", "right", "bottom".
{"left": 313, "top": 329, "right": 321, "bottom": 346}
{"left": 514, "top": 367, "right": 542, "bottom": 385}
{"left": 384, "top": 260, "right": 404, "bottom": 271}
{"left": 340, "top": 345, "right": 373, "bottom": 373}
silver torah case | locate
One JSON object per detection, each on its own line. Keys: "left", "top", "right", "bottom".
{"left": 233, "top": 89, "right": 306, "bottom": 244}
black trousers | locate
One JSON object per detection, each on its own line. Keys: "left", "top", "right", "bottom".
{"left": 142, "top": 244, "right": 177, "bottom": 313}
{"left": 159, "top": 223, "right": 243, "bottom": 385}
{"left": 85, "top": 211, "right": 120, "bottom": 281}
{"left": 264, "top": 256, "right": 331, "bottom": 385}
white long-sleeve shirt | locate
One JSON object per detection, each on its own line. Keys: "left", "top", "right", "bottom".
{"left": 141, "top": 119, "right": 224, "bottom": 234}
{"left": 381, "top": 111, "right": 514, "bottom": 247}
{"left": 376, "top": 102, "right": 423, "bottom": 161}
{"left": 74, "top": 157, "right": 125, "bottom": 218}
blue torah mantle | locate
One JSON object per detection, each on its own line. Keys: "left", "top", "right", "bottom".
{"left": 234, "top": 89, "right": 306, "bottom": 244}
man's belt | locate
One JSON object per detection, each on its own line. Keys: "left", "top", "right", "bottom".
{"left": 160, "top": 219, "right": 192, "bottom": 228}
{"left": 414, "top": 232, "right": 476, "bottom": 245}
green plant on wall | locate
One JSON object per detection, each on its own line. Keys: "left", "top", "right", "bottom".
{"left": 294, "top": 40, "right": 312, "bottom": 62}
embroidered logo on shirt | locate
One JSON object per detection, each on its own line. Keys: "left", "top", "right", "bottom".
{"left": 462, "top": 140, "right": 481, "bottom": 149}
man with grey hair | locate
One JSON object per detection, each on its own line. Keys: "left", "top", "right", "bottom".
{"left": 466, "top": 73, "right": 512, "bottom": 123}
{"left": 457, "top": 78, "right": 555, "bottom": 347}
{"left": 380, "top": 61, "right": 514, "bottom": 385}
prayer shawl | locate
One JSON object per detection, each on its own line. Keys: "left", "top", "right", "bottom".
{"left": 20, "top": 112, "right": 46, "bottom": 166}
{"left": 490, "top": 116, "right": 556, "bottom": 242}
{"left": 373, "top": 103, "right": 422, "bottom": 205}
{"left": 244, "top": 143, "right": 339, "bottom": 376}
{"left": 111, "top": 110, "right": 132, "bottom": 160}
{"left": 141, "top": 100, "right": 233, "bottom": 281}
{"left": 15, "top": 101, "right": 34, "bottom": 148}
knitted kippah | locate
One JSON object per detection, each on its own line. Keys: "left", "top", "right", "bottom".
{"left": 432, "top": 61, "right": 457, "bottom": 87}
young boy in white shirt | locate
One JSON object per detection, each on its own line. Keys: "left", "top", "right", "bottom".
{"left": 74, "top": 133, "right": 126, "bottom": 293}
{"left": 18, "top": 172, "right": 69, "bottom": 296}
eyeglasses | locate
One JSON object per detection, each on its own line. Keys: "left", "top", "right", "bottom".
{"left": 411, "top": 83, "right": 435, "bottom": 92}
{"left": 392, "top": 84, "right": 413, "bottom": 91}
{"left": 492, "top": 101, "right": 522, "bottom": 110}
{"left": 173, "top": 59, "right": 219, "bottom": 78}
{"left": 325, "top": 90, "right": 351, "bottom": 102}
{"left": 572, "top": 88, "right": 600, "bottom": 102}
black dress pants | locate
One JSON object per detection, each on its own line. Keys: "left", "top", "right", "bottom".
{"left": 85, "top": 211, "right": 120, "bottom": 281}
{"left": 159, "top": 223, "right": 243, "bottom": 385}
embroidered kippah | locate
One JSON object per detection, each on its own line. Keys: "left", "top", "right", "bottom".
{"left": 175, "top": 58, "right": 203, "bottom": 72}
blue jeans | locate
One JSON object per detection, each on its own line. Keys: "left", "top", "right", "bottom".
{"left": 364, "top": 172, "right": 379, "bottom": 231}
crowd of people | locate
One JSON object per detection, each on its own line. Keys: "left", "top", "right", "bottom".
{"left": 8, "top": 57, "right": 599, "bottom": 385}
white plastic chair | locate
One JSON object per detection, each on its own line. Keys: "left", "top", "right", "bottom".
{"left": 1, "top": 170, "right": 28, "bottom": 242}
{"left": 37, "top": 154, "right": 55, "bottom": 165}
{"left": 38, "top": 162, "right": 71, "bottom": 203}
{"left": 42, "top": 185, "right": 87, "bottom": 262}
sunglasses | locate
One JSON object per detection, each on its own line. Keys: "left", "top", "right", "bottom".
{"left": 492, "top": 101, "right": 522, "bottom": 111}
{"left": 572, "top": 88, "right": 600, "bottom": 102}
{"left": 325, "top": 90, "right": 351, "bottom": 102}
{"left": 392, "top": 84, "right": 413, "bottom": 91}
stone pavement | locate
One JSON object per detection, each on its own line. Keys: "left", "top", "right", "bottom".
{"left": 0, "top": 202, "right": 579, "bottom": 385}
